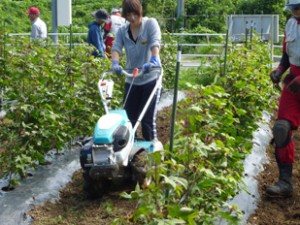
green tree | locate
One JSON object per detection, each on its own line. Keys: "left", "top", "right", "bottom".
{"left": 184, "top": 0, "right": 243, "bottom": 32}
{"left": 238, "top": 0, "right": 285, "bottom": 14}
{"left": 237, "top": 0, "right": 288, "bottom": 32}
{"left": 142, "top": 0, "right": 177, "bottom": 32}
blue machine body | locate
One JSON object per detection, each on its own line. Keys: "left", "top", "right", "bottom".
{"left": 93, "top": 109, "right": 129, "bottom": 145}
{"left": 133, "top": 141, "right": 154, "bottom": 153}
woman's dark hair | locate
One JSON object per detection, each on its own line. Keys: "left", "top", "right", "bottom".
{"left": 122, "top": 0, "right": 142, "bottom": 18}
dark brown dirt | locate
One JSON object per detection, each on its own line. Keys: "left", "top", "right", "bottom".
{"left": 247, "top": 129, "right": 300, "bottom": 225}
{"left": 28, "top": 94, "right": 300, "bottom": 225}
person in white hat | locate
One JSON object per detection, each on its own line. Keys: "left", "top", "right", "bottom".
{"left": 266, "top": 0, "right": 300, "bottom": 198}
{"left": 103, "top": 8, "right": 126, "bottom": 58}
{"left": 87, "top": 9, "right": 110, "bottom": 58}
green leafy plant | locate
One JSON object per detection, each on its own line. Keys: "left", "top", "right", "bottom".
{"left": 0, "top": 36, "right": 111, "bottom": 181}
{"left": 0, "top": 23, "right": 176, "bottom": 187}
{"left": 121, "top": 38, "right": 278, "bottom": 224}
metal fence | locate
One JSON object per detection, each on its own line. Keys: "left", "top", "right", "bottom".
{"left": 8, "top": 32, "right": 283, "bottom": 67}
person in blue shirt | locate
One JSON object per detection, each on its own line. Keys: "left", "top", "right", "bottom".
{"left": 87, "top": 9, "right": 110, "bottom": 58}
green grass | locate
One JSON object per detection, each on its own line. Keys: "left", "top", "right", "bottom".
{"left": 179, "top": 60, "right": 218, "bottom": 90}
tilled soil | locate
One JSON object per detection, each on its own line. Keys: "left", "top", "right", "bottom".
{"left": 28, "top": 107, "right": 172, "bottom": 225}
{"left": 28, "top": 103, "right": 300, "bottom": 225}
{"left": 247, "top": 129, "right": 300, "bottom": 225}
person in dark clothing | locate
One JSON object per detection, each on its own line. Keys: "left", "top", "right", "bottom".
{"left": 266, "top": 0, "right": 300, "bottom": 198}
{"left": 87, "top": 9, "right": 110, "bottom": 58}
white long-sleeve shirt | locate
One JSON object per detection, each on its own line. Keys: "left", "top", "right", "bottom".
{"left": 285, "top": 17, "right": 300, "bottom": 66}
{"left": 31, "top": 17, "right": 47, "bottom": 40}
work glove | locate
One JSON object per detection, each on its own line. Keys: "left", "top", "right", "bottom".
{"left": 287, "top": 76, "right": 300, "bottom": 94}
{"left": 270, "top": 68, "right": 283, "bottom": 84}
{"left": 142, "top": 56, "right": 161, "bottom": 73}
{"left": 112, "top": 60, "right": 123, "bottom": 75}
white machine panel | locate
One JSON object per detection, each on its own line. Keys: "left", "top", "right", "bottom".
{"left": 227, "top": 15, "right": 279, "bottom": 43}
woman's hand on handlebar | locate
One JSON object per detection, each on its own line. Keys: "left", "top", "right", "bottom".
{"left": 112, "top": 60, "right": 123, "bottom": 76}
{"left": 142, "top": 56, "right": 161, "bottom": 73}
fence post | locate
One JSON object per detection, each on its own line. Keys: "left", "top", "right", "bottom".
{"left": 166, "top": 44, "right": 182, "bottom": 203}
{"left": 51, "top": 0, "right": 58, "bottom": 44}
{"left": 223, "top": 29, "right": 229, "bottom": 77}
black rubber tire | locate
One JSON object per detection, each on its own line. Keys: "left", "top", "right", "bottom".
{"left": 131, "top": 151, "right": 148, "bottom": 186}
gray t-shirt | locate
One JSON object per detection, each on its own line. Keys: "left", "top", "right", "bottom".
{"left": 112, "top": 17, "right": 161, "bottom": 85}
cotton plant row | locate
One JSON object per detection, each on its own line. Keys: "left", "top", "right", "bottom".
{"left": 0, "top": 34, "right": 176, "bottom": 183}
{"left": 120, "top": 39, "right": 279, "bottom": 225}
{"left": 0, "top": 40, "right": 108, "bottom": 180}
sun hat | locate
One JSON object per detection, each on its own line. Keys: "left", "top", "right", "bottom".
{"left": 92, "top": 9, "right": 110, "bottom": 23}
{"left": 285, "top": 0, "right": 300, "bottom": 10}
{"left": 111, "top": 8, "right": 121, "bottom": 14}
{"left": 26, "top": 7, "right": 40, "bottom": 15}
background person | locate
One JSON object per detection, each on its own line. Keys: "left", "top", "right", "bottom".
{"left": 111, "top": 0, "right": 162, "bottom": 141}
{"left": 103, "top": 8, "right": 126, "bottom": 58}
{"left": 26, "top": 7, "right": 47, "bottom": 40}
{"left": 87, "top": 9, "right": 110, "bottom": 58}
{"left": 266, "top": 0, "right": 300, "bottom": 198}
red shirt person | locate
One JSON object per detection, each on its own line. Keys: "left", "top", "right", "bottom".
{"left": 266, "top": 0, "right": 300, "bottom": 198}
{"left": 103, "top": 8, "right": 126, "bottom": 58}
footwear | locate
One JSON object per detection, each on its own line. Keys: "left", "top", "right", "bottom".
{"left": 266, "top": 164, "right": 293, "bottom": 197}
{"left": 266, "top": 180, "right": 293, "bottom": 197}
